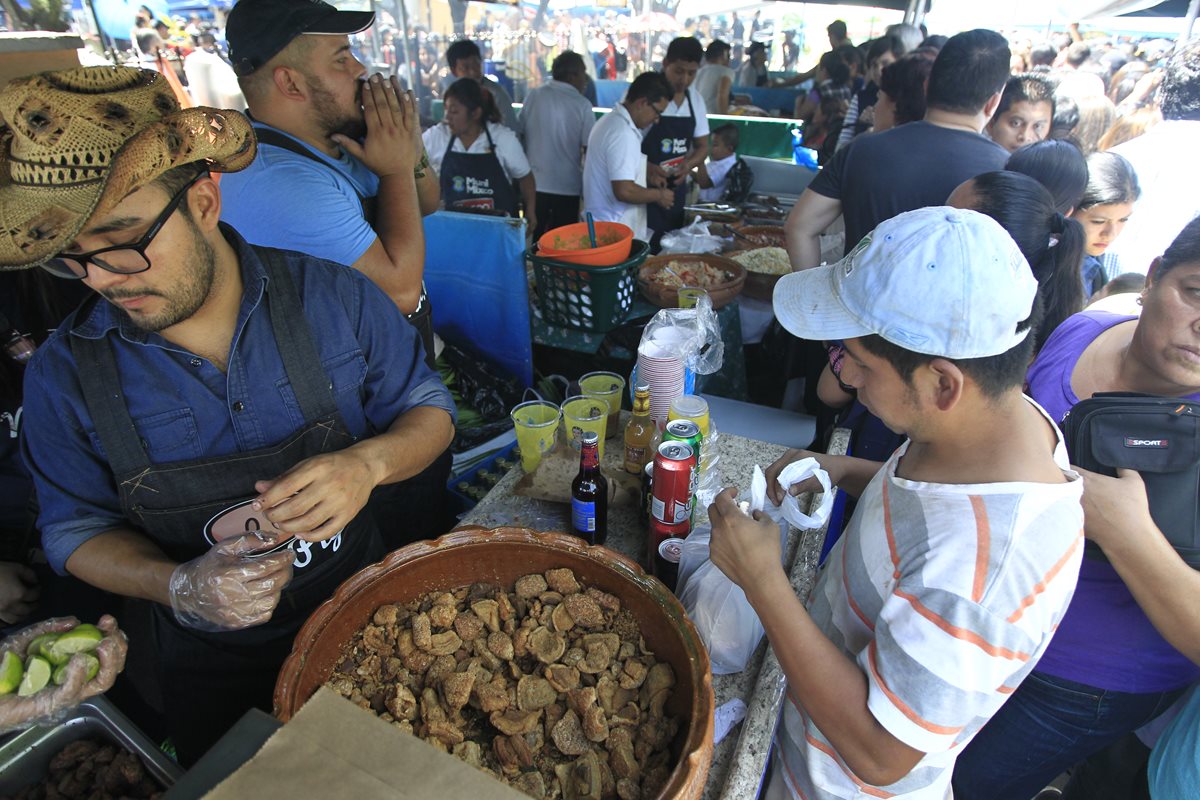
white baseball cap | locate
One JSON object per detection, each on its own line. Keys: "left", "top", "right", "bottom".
{"left": 772, "top": 207, "right": 1038, "bottom": 359}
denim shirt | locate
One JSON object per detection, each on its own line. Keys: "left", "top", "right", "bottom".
{"left": 21, "top": 226, "right": 454, "bottom": 574}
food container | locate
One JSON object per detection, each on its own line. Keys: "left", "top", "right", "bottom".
{"left": 730, "top": 224, "right": 787, "bottom": 248}
{"left": 637, "top": 253, "right": 746, "bottom": 310}
{"left": 275, "top": 527, "right": 715, "bottom": 800}
{"left": 0, "top": 696, "right": 182, "bottom": 795}
{"left": 536, "top": 221, "right": 634, "bottom": 266}
{"left": 725, "top": 247, "right": 790, "bottom": 302}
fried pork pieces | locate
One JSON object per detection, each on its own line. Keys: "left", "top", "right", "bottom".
{"left": 325, "top": 569, "right": 681, "bottom": 800}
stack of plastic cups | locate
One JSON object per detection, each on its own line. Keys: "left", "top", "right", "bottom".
{"left": 637, "top": 339, "right": 686, "bottom": 428}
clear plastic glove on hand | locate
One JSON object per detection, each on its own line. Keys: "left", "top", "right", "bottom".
{"left": 169, "top": 532, "right": 294, "bottom": 632}
{"left": 0, "top": 615, "right": 128, "bottom": 733}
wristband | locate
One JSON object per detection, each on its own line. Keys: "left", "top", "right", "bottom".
{"left": 414, "top": 152, "right": 430, "bottom": 179}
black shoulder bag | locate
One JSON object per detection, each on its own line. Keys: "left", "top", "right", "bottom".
{"left": 1061, "top": 392, "right": 1200, "bottom": 569}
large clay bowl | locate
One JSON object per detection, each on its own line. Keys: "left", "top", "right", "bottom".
{"left": 724, "top": 248, "right": 789, "bottom": 302}
{"left": 274, "top": 527, "right": 715, "bottom": 800}
{"left": 638, "top": 253, "right": 746, "bottom": 310}
{"left": 731, "top": 224, "right": 787, "bottom": 247}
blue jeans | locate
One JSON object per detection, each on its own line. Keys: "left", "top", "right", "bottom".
{"left": 951, "top": 671, "right": 1184, "bottom": 800}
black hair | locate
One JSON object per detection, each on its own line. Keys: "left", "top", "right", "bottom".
{"left": 827, "top": 20, "right": 848, "bottom": 40}
{"left": 626, "top": 71, "right": 672, "bottom": 105}
{"left": 919, "top": 35, "right": 949, "bottom": 51}
{"left": 835, "top": 43, "right": 863, "bottom": 73}
{"left": 1065, "top": 42, "right": 1091, "bottom": 68}
{"left": 664, "top": 37, "right": 704, "bottom": 65}
{"left": 926, "top": 29, "right": 1011, "bottom": 114}
{"left": 151, "top": 162, "right": 209, "bottom": 218}
{"left": 967, "top": 171, "right": 1085, "bottom": 351}
{"left": 551, "top": 51, "right": 585, "bottom": 82}
{"left": 880, "top": 50, "right": 937, "bottom": 125}
{"left": 1078, "top": 151, "right": 1140, "bottom": 210}
{"left": 1050, "top": 93, "right": 1080, "bottom": 140}
{"left": 820, "top": 51, "right": 851, "bottom": 86}
{"left": 444, "top": 77, "right": 501, "bottom": 124}
{"left": 1005, "top": 139, "right": 1088, "bottom": 214}
{"left": 706, "top": 40, "right": 731, "bottom": 62}
{"left": 1152, "top": 217, "right": 1200, "bottom": 280}
{"left": 1030, "top": 43, "right": 1057, "bottom": 67}
{"left": 446, "top": 39, "right": 481, "bottom": 70}
{"left": 858, "top": 293, "right": 1044, "bottom": 400}
{"left": 866, "top": 35, "right": 903, "bottom": 67}
{"left": 996, "top": 73, "right": 1056, "bottom": 118}
{"left": 1160, "top": 39, "right": 1200, "bottom": 122}
{"left": 1100, "top": 272, "right": 1147, "bottom": 295}
{"left": 712, "top": 122, "right": 739, "bottom": 150}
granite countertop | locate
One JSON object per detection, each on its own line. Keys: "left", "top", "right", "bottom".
{"left": 458, "top": 423, "right": 847, "bottom": 799}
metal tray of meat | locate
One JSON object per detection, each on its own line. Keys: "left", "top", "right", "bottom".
{"left": 0, "top": 696, "right": 182, "bottom": 794}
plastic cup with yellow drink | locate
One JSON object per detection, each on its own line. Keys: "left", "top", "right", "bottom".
{"left": 561, "top": 395, "right": 609, "bottom": 461}
{"left": 579, "top": 371, "right": 626, "bottom": 439}
{"left": 510, "top": 400, "right": 562, "bottom": 473}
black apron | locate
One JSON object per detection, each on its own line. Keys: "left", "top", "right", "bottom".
{"left": 641, "top": 88, "right": 697, "bottom": 235}
{"left": 439, "top": 126, "right": 519, "bottom": 217}
{"left": 69, "top": 249, "right": 384, "bottom": 763}
{"left": 253, "top": 126, "right": 436, "bottom": 371}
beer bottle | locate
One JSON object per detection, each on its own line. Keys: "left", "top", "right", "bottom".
{"left": 571, "top": 430, "right": 608, "bottom": 546}
{"left": 623, "top": 383, "right": 655, "bottom": 474}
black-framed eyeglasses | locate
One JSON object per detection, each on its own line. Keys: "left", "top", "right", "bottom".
{"left": 41, "top": 171, "right": 206, "bottom": 281}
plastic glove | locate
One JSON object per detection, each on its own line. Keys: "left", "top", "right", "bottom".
{"left": 168, "top": 532, "right": 294, "bottom": 632}
{"left": 0, "top": 615, "right": 128, "bottom": 733}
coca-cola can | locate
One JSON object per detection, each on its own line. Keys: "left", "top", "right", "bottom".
{"left": 641, "top": 461, "right": 654, "bottom": 524}
{"left": 651, "top": 441, "right": 695, "bottom": 531}
{"left": 655, "top": 537, "right": 685, "bottom": 593}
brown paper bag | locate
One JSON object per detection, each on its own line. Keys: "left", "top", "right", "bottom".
{"left": 204, "top": 688, "right": 527, "bottom": 800}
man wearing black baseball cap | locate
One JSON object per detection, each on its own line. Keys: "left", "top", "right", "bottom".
{"left": 220, "top": 0, "right": 452, "bottom": 553}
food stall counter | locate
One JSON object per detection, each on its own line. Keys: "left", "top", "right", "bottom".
{"left": 458, "top": 427, "right": 846, "bottom": 798}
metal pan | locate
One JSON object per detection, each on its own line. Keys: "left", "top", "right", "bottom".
{"left": 0, "top": 696, "right": 182, "bottom": 794}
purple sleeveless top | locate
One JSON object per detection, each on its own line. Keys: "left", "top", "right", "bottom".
{"left": 1026, "top": 310, "right": 1200, "bottom": 692}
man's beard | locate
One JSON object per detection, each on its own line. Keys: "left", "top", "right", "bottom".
{"left": 103, "top": 218, "right": 218, "bottom": 332}
{"left": 307, "top": 72, "right": 367, "bottom": 142}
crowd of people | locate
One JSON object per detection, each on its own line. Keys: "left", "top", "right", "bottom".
{"left": 1, "top": 1, "right": 1199, "bottom": 798}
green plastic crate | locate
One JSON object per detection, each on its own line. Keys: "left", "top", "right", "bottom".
{"left": 528, "top": 239, "right": 650, "bottom": 333}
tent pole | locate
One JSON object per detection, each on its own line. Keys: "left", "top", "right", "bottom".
{"left": 396, "top": 0, "right": 413, "bottom": 88}
{"left": 84, "top": 0, "right": 119, "bottom": 65}
{"left": 1185, "top": 0, "right": 1199, "bottom": 42}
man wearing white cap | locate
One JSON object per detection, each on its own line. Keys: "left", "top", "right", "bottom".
{"left": 708, "top": 207, "right": 1085, "bottom": 799}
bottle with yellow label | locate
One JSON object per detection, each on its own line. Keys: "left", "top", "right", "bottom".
{"left": 623, "top": 383, "right": 655, "bottom": 474}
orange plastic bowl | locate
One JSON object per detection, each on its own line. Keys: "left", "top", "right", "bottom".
{"left": 537, "top": 221, "right": 634, "bottom": 266}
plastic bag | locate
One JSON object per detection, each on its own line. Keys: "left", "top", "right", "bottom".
{"left": 751, "top": 459, "right": 834, "bottom": 531}
{"left": 638, "top": 294, "right": 724, "bottom": 376}
{"left": 677, "top": 519, "right": 789, "bottom": 675}
{"left": 659, "top": 218, "right": 726, "bottom": 255}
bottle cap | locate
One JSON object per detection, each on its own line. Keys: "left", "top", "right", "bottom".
{"left": 581, "top": 430, "right": 599, "bottom": 445}
{"left": 635, "top": 382, "right": 650, "bottom": 393}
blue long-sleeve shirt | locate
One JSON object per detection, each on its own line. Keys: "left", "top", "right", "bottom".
{"left": 21, "top": 227, "right": 454, "bottom": 574}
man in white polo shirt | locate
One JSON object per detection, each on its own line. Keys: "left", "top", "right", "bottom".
{"left": 520, "top": 51, "right": 596, "bottom": 240}
{"left": 582, "top": 72, "right": 675, "bottom": 242}
{"left": 708, "top": 207, "right": 1085, "bottom": 800}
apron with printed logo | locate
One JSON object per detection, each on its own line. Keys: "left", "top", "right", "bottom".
{"left": 641, "top": 88, "right": 696, "bottom": 235}
{"left": 69, "top": 248, "right": 383, "bottom": 762}
{"left": 439, "top": 126, "right": 519, "bottom": 217}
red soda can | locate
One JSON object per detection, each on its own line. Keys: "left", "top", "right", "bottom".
{"left": 651, "top": 441, "right": 695, "bottom": 535}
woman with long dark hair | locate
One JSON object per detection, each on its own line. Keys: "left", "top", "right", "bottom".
{"left": 1071, "top": 150, "right": 1141, "bottom": 296}
{"left": 421, "top": 77, "right": 536, "bottom": 226}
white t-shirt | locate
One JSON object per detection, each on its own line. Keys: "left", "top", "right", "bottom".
{"left": 582, "top": 103, "right": 645, "bottom": 226}
{"left": 698, "top": 153, "right": 736, "bottom": 202}
{"left": 422, "top": 121, "right": 531, "bottom": 183}
{"left": 662, "top": 85, "right": 710, "bottom": 139}
{"left": 776, "top": 399, "right": 1084, "bottom": 799}
{"left": 693, "top": 63, "right": 735, "bottom": 113}
{"left": 518, "top": 79, "right": 596, "bottom": 197}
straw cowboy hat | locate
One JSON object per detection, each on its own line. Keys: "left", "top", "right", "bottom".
{"left": 0, "top": 66, "right": 256, "bottom": 270}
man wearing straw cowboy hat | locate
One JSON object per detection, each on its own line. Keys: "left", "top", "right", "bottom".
{"left": 2, "top": 66, "right": 454, "bottom": 762}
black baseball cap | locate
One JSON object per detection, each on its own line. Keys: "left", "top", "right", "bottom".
{"left": 226, "top": 0, "right": 375, "bottom": 77}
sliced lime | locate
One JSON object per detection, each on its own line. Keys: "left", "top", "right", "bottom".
{"left": 26, "top": 633, "right": 62, "bottom": 664}
{"left": 17, "top": 655, "right": 50, "bottom": 696}
{"left": 46, "top": 624, "right": 103, "bottom": 663}
{"left": 0, "top": 651, "right": 23, "bottom": 694}
{"left": 52, "top": 653, "right": 99, "bottom": 686}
